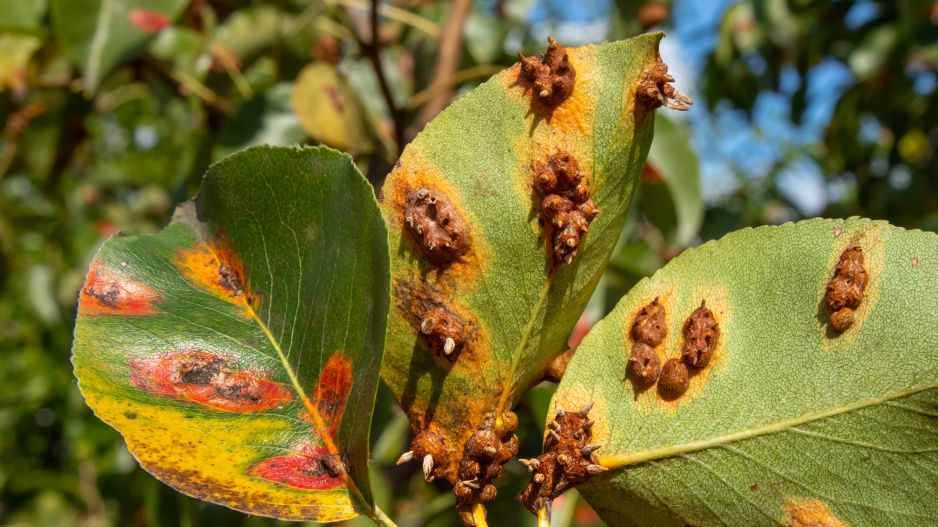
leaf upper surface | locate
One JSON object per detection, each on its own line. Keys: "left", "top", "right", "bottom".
{"left": 72, "top": 146, "right": 390, "bottom": 522}
{"left": 552, "top": 217, "right": 938, "bottom": 526}
{"left": 380, "top": 34, "right": 662, "bottom": 479}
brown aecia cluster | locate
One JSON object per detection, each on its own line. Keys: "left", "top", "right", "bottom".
{"left": 420, "top": 307, "right": 465, "bottom": 358}
{"left": 681, "top": 300, "right": 719, "bottom": 368}
{"left": 826, "top": 245, "right": 868, "bottom": 331}
{"left": 518, "top": 402, "right": 606, "bottom": 517}
{"left": 404, "top": 185, "right": 471, "bottom": 266}
{"left": 627, "top": 297, "right": 665, "bottom": 387}
{"left": 453, "top": 412, "right": 519, "bottom": 526}
{"left": 534, "top": 152, "right": 599, "bottom": 266}
{"left": 517, "top": 36, "right": 576, "bottom": 106}
{"left": 397, "top": 429, "right": 448, "bottom": 482}
{"left": 637, "top": 62, "right": 693, "bottom": 112}
{"left": 626, "top": 298, "right": 720, "bottom": 399}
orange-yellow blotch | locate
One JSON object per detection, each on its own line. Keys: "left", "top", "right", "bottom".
{"left": 381, "top": 151, "right": 485, "bottom": 288}
{"left": 784, "top": 497, "right": 850, "bottom": 527}
{"left": 129, "top": 350, "right": 293, "bottom": 412}
{"left": 310, "top": 353, "right": 353, "bottom": 439}
{"left": 501, "top": 45, "right": 598, "bottom": 137}
{"left": 79, "top": 267, "right": 159, "bottom": 317}
{"left": 175, "top": 240, "right": 250, "bottom": 305}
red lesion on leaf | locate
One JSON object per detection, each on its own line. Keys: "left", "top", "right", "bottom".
{"left": 247, "top": 444, "right": 345, "bottom": 491}
{"left": 175, "top": 238, "right": 252, "bottom": 307}
{"left": 300, "top": 353, "right": 353, "bottom": 439}
{"left": 79, "top": 267, "right": 159, "bottom": 317}
{"left": 129, "top": 9, "right": 171, "bottom": 34}
{"left": 129, "top": 350, "right": 293, "bottom": 412}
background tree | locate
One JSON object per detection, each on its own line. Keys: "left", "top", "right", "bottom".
{"left": 0, "top": 0, "right": 934, "bottom": 525}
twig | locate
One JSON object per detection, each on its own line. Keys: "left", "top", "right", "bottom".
{"left": 410, "top": 0, "right": 474, "bottom": 137}
{"left": 406, "top": 64, "right": 503, "bottom": 110}
{"left": 353, "top": 0, "right": 406, "bottom": 156}
{"left": 327, "top": 0, "right": 440, "bottom": 37}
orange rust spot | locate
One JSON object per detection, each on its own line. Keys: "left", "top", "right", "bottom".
{"left": 310, "top": 353, "right": 353, "bottom": 439}
{"left": 392, "top": 272, "right": 490, "bottom": 374}
{"left": 784, "top": 497, "right": 850, "bottom": 527}
{"left": 382, "top": 150, "right": 485, "bottom": 288}
{"left": 129, "top": 350, "right": 293, "bottom": 412}
{"left": 501, "top": 46, "right": 598, "bottom": 137}
{"left": 247, "top": 444, "right": 345, "bottom": 491}
{"left": 79, "top": 267, "right": 159, "bottom": 317}
{"left": 517, "top": 37, "right": 577, "bottom": 106}
{"left": 175, "top": 239, "right": 250, "bottom": 306}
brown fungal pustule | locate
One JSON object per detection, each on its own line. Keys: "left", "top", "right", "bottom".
{"left": 454, "top": 412, "right": 519, "bottom": 527}
{"left": 680, "top": 300, "right": 719, "bottom": 368}
{"left": 658, "top": 359, "right": 689, "bottom": 399}
{"left": 826, "top": 245, "right": 868, "bottom": 331}
{"left": 420, "top": 307, "right": 465, "bottom": 358}
{"left": 404, "top": 430, "right": 448, "bottom": 483}
{"left": 628, "top": 342, "right": 661, "bottom": 387}
{"left": 404, "top": 185, "right": 471, "bottom": 265}
{"left": 519, "top": 402, "right": 607, "bottom": 518}
{"left": 632, "top": 297, "right": 667, "bottom": 346}
{"left": 535, "top": 153, "right": 599, "bottom": 266}
{"left": 637, "top": 61, "right": 693, "bottom": 112}
{"left": 517, "top": 36, "right": 576, "bottom": 106}
{"left": 217, "top": 262, "right": 244, "bottom": 296}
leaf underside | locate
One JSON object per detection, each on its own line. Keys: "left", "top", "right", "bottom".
{"left": 553, "top": 217, "right": 938, "bottom": 527}
{"left": 72, "top": 146, "right": 390, "bottom": 522}
{"left": 379, "top": 33, "right": 663, "bottom": 480}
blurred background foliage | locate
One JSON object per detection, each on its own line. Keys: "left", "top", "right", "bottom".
{"left": 0, "top": 0, "right": 934, "bottom": 526}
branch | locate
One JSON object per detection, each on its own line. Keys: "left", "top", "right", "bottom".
{"left": 354, "top": 0, "right": 406, "bottom": 157}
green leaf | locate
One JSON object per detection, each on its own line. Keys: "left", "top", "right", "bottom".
{"left": 379, "top": 33, "right": 663, "bottom": 488}
{"left": 552, "top": 217, "right": 938, "bottom": 526}
{"left": 71, "top": 146, "right": 390, "bottom": 522}
{"left": 50, "top": 0, "right": 188, "bottom": 94}
{"left": 643, "top": 112, "right": 703, "bottom": 248}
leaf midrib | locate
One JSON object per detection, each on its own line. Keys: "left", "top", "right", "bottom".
{"left": 599, "top": 381, "right": 938, "bottom": 469}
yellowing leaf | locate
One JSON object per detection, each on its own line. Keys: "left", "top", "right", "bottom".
{"left": 292, "top": 62, "right": 373, "bottom": 154}
{"left": 72, "top": 146, "right": 390, "bottom": 522}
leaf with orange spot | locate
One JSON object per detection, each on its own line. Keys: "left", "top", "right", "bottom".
{"left": 554, "top": 218, "right": 938, "bottom": 526}
{"left": 378, "top": 33, "right": 665, "bottom": 508}
{"left": 72, "top": 146, "right": 390, "bottom": 523}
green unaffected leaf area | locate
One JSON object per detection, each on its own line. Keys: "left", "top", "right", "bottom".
{"left": 71, "top": 146, "right": 390, "bottom": 522}
{"left": 51, "top": 0, "right": 188, "bottom": 93}
{"left": 380, "top": 33, "right": 662, "bottom": 479}
{"left": 553, "top": 217, "right": 938, "bottom": 527}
